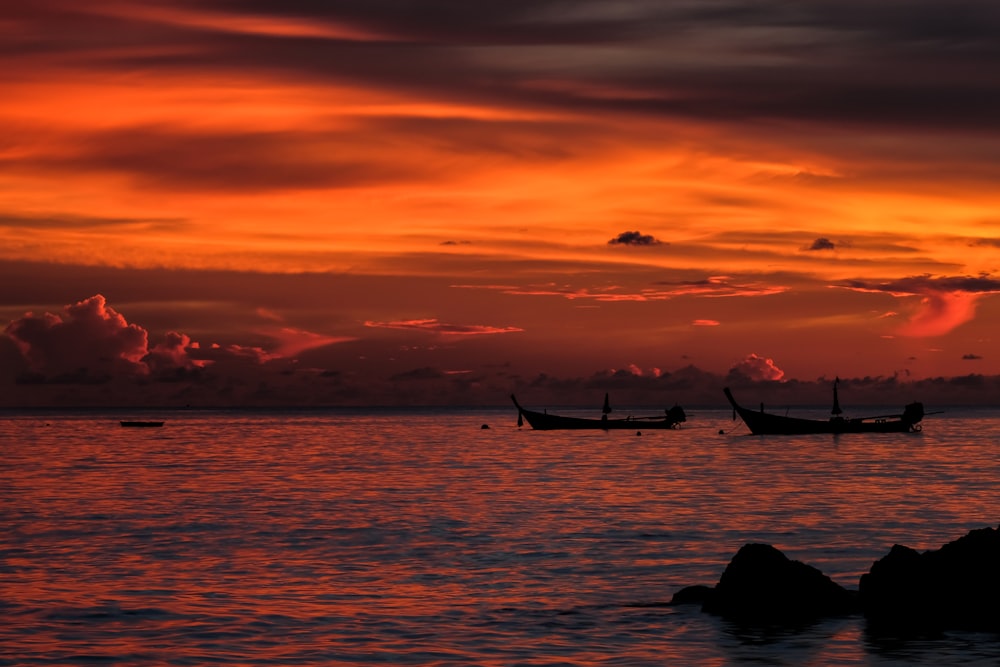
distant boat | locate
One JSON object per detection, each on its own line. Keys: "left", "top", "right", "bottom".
{"left": 120, "top": 421, "right": 165, "bottom": 428}
{"left": 511, "top": 393, "right": 686, "bottom": 430}
{"left": 723, "top": 380, "right": 926, "bottom": 435}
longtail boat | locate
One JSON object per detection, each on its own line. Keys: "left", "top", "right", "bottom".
{"left": 723, "top": 380, "right": 926, "bottom": 435}
{"left": 511, "top": 393, "right": 686, "bottom": 430}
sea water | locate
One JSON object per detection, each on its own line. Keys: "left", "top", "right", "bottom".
{"left": 2, "top": 406, "right": 1000, "bottom": 665}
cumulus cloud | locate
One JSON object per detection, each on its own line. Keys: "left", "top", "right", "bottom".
{"left": 608, "top": 231, "right": 662, "bottom": 246}
{"left": 144, "top": 331, "right": 206, "bottom": 374}
{"left": 729, "top": 353, "right": 786, "bottom": 382}
{"left": 4, "top": 295, "right": 148, "bottom": 381}
{"left": 2, "top": 294, "right": 336, "bottom": 385}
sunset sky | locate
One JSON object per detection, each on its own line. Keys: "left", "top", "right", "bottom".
{"left": 3, "top": 1, "right": 1000, "bottom": 407}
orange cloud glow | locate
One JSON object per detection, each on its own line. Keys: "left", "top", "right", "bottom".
{"left": 3, "top": 2, "right": 1000, "bottom": 406}
{"left": 840, "top": 275, "right": 1000, "bottom": 337}
{"left": 730, "top": 354, "right": 786, "bottom": 382}
{"left": 364, "top": 319, "right": 524, "bottom": 336}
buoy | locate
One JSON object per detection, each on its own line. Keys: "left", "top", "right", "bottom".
{"left": 481, "top": 424, "right": 490, "bottom": 429}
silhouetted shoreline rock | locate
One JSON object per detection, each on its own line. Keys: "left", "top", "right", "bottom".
{"left": 860, "top": 526, "right": 1000, "bottom": 632}
{"left": 671, "top": 543, "right": 858, "bottom": 622}
{"left": 672, "top": 525, "right": 1000, "bottom": 633}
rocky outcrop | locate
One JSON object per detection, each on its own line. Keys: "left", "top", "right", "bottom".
{"left": 859, "top": 525, "right": 1000, "bottom": 632}
{"left": 671, "top": 526, "right": 1000, "bottom": 631}
{"left": 672, "top": 543, "right": 858, "bottom": 622}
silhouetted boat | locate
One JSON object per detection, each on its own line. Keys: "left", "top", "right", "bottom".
{"left": 511, "top": 393, "right": 686, "bottom": 430}
{"left": 120, "top": 421, "right": 165, "bottom": 427}
{"left": 723, "top": 380, "right": 925, "bottom": 435}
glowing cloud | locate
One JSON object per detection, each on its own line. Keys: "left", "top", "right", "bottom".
{"left": 840, "top": 274, "right": 1000, "bottom": 337}
{"left": 365, "top": 318, "right": 524, "bottom": 336}
{"left": 145, "top": 331, "right": 207, "bottom": 373}
{"left": 693, "top": 319, "right": 720, "bottom": 326}
{"left": 900, "top": 291, "right": 981, "bottom": 337}
{"left": 454, "top": 276, "right": 787, "bottom": 302}
{"left": 729, "top": 353, "right": 786, "bottom": 382}
{"left": 613, "top": 364, "right": 662, "bottom": 377}
{"left": 657, "top": 276, "right": 788, "bottom": 299}
{"left": 4, "top": 295, "right": 148, "bottom": 379}
{"left": 262, "top": 327, "right": 355, "bottom": 357}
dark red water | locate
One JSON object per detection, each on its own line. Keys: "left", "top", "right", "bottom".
{"left": 2, "top": 407, "right": 999, "bottom": 665}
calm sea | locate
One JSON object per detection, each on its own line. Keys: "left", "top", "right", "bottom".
{"left": 3, "top": 405, "right": 1000, "bottom": 666}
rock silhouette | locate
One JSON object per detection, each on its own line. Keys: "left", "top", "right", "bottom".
{"left": 677, "top": 543, "right": 857, "bottom": 622}
{"left": 672, "top": 525, "right": 1000, "bottom": 632}
{"left": 860, "top": 525, "right": 1000, "bottom": 632}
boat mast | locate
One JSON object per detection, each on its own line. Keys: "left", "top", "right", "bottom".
{"left": 831, "top": 377, "right": 843, "bottom": 416}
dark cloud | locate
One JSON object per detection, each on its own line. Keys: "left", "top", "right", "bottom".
{"left": 11, "top": 1, "right": 1000, "bottom": 134}
{"left": 14, "top": 127, "right": 415, "bottom": 193}
{"left": 805, "top": 237, "right": 836, "bottom": 251}
{"left": 970, "top": 238, "right": 1000, "bottom": 248}
{"left": 608, "top": 231, "right": 662, "bottom": 246}
{"left": 0, "top": 211, "right": 186, "bottom": 233}
{"left": 7, "top": 116, "right": 599, "bottom": 194}
{"left": 390, "top": 366, "right": 445, "bottom": 381}
{"left": 840, "top": 273, "right": 1000, "bottom": 295}
{"left": 962, "top": 353, "right": 983, "bottom": 360}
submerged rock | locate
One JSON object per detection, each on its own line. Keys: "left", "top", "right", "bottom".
{"left": 859, "top": 525, "right": 1000, "bottom": 632}
{"left": 700, "top": 543, "right": 858, "bottom": 622}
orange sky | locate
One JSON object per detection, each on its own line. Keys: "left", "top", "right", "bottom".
{"left": 2, "top": 1, "right": 1000, "bottom": 407}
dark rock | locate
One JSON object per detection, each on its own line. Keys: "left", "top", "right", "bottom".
{"left": 669, "top": 584, "right": 714, "bottom": 606}
{"left": 702, "top": 543, "right": 858, "bottom": 622}
{"left": 860, "top": 525, "right": 1000, "bottom": 632}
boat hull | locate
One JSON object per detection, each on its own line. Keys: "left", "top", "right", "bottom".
{"left": 723, "top": 388, "right": 922, "bottom": 436}
{"left": 512, "top": 395, "right": 685, "bottom": 431}
{"left": 120, "top": 421, "right": 165, "bottom": 427}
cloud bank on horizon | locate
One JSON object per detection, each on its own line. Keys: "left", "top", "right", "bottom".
{"left": 1, "top": 294, "right": 996, "bottom": 408}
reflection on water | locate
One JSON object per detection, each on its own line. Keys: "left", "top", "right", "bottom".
{"left": 1, "top": 407, "right": 999, "bottom": 664}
